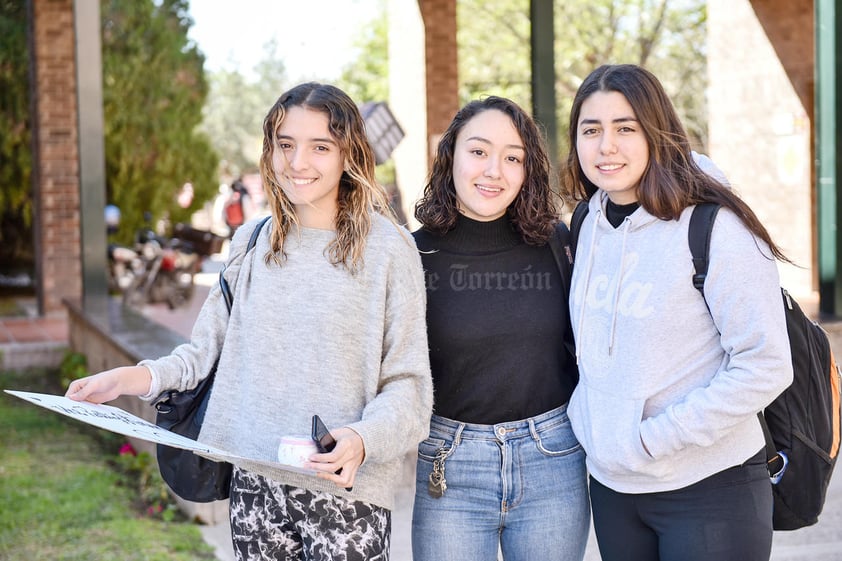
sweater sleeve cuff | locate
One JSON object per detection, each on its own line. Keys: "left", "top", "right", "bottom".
{"left": 137, "top": 362, "right": 161, "bottom": 402}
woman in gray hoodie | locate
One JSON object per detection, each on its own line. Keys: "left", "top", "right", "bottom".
{"left": 560, "top": 64, "right": 793, "bottom": 561}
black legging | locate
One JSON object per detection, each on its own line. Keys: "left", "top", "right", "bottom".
{"left": 589, "top": 449, "right": 772, "bottom": 561}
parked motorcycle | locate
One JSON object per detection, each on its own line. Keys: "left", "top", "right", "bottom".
{"left": 107, "top": 242, "right": 141, "bottom": 293}
{"left": 107, "top": 209, "right": 224, "bottom": 310}
{"left": 121, "top": 227, "right": 200, "bottom": 310}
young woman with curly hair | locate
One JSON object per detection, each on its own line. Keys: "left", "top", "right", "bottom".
{"left": 411, "top": 96, "right": 590, "bottom": 561}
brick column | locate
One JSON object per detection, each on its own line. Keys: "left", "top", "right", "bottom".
{"left": 418, "top": 0, "right": 459, "bottom": 162}
{"left": 30, "top": 0, "right": 82, "bottom": 315}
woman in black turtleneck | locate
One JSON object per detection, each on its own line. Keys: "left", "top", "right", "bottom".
{"left": 410, "top": 96, "right": 589, "bottom": 561}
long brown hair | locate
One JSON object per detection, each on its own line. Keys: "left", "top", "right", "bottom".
{"left": 414, "top": 96, "right": 558, "bottom": 245}
{"left": 259, "top": 82, "right": 394, "bottom": 273}
{"left": 560, "top": 64, "right": 788, "bottom": 262}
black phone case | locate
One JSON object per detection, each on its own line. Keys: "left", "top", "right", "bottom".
{"left": 310, "top": 415, "right": 352, "bottom": 491}
{"left": 311, "top": 415, "right": 337, "bottom": 453}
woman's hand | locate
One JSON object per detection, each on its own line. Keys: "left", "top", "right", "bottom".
{"left": 65, "top": 366, "right": 152, "bottom": 404}
{"left": 308, "top": 427, "right": 366, "bottom": 490}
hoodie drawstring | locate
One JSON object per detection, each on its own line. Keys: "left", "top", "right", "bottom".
{"left": 574, "top": 206, "right": 633, "bottom": 360}
{"left": 607, "top": 218, "right": 631, "bottom": 355}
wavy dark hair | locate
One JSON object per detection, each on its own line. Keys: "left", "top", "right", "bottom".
{"left": 560, "top": 64, "right": 788, "bottom": 262}
{"left": 414, "top": 96, "right": 558, "bottom": 245}
{"left": 259, "top": 82, "right": 394, "bottom": 273}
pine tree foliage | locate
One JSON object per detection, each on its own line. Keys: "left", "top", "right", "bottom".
{"left": 0, "top": 0, "right": 33, "bottom": 269}
{"left": 101, "top": 0, "right": 219, "bottom": 242}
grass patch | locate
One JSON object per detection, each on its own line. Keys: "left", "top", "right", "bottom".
{"left": 0, "top": 368, "right": 217, "bottom": 561}
{"left": 0, "top": 296, "right": 25, "bottom": 316}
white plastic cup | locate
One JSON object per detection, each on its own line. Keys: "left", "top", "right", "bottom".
{"left": 277, "top": 435, "right": 318, "bottom": 468}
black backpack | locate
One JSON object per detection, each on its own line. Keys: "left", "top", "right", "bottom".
{"left": 570, "top": 201, "right": 842, "bottom": 530}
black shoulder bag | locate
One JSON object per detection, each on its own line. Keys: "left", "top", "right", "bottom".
{"left": 153, "top": 216, "right": 270, "bottom": 502}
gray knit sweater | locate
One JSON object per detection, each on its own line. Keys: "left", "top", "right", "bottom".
{"left": 140, "top": 214, "right": 433, "bottom": 509}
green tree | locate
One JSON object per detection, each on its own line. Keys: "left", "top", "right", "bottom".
{"left": 0, "top": 0, "right": 33, "bottom": 274}
{"left": 336, "top": 0, "right": 389, "bottom": 104}
{"left": 200, "top": 39, "right": 289, "bottom": 181}
{"left": 334, "top": 2, "right": 397, "bottom": 187}
{"left": 201, "top": 68, "right": 261, "bottom": 178}
{"left": 457, "top": 0, "right": 709, "bottom": 155}
{"left": 457, "top": 0, "right": 532, "bottom": 105}
{"left": 253, "top": 38, "right": 290, "bottom": 115}
{"left": 554, "top": 0, "right": 708, "bottom": 148}
{"left": 101, "top": 0, "right": 219, "bottom": 242}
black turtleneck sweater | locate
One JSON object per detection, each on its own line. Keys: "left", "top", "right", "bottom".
{"left": 413, "top": 215, "right": 576, "bottom": 424}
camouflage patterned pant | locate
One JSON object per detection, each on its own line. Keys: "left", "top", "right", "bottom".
{"left": 229, "top": 467, "right": 391, "bottom": 560}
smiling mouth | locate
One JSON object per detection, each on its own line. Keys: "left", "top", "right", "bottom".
{"left": 476, "top": 184, "right": 502, "bottom": 193}
{"left": 291, "top": 178, "right": 316, "bottom": 185}
{"left": 597, "top": 164, "right": 623, "bottom": 171}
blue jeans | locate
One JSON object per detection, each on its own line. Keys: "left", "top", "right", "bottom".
{"left": 412, "top": 404, "right": 590, "bottom": 561}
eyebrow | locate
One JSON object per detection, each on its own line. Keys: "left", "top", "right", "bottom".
{"left": 277, "top": 134, "right": 338, "bottom": 145}
{"left": 465, "top": 135, "right": 525, "bottom": 151}
{"left": 579, "top": 117, "right": 638, "bottom": 126}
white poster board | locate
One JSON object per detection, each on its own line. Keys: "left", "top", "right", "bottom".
{"left": 4, "top": 390, "right": 313, "bottom": 475}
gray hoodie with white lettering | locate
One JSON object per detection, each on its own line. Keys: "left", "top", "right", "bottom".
{"left": 568, "top": 192, "right": 792, "bottom": 493}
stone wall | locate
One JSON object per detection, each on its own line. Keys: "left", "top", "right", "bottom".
{"left": 708, "top": 0, "right": 813, "bottom": 298}
{"left": 389, "top": 0, "right": 429, "bottom": 229}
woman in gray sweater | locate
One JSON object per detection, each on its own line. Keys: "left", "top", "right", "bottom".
{"left": 67, "top": 82, "right": 433, "bottom": 560}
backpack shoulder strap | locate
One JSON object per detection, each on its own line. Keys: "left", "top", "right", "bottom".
{"left": 688, "top": 203, "right": 779, "bottom": 469}
{"left": 569, "top": 201, "right": 590, "bottom": 261}
{"left": 548, "top": 221, "right": 573, "bottom": 270}
{"left": 688, "top": 203, "right": 721, "bottom": 296}
{"left": 548, "top": 222, "right": 577, "bottom": 361}
{"left": 219, "top": 216, "right": 271, "bottom": 312}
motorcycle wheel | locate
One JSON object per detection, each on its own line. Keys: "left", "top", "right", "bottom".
{"left": 166, "top": 281, "right": 194, "bottom": 310}
{"left": 122, "top": 282, "right": 147, "bottom": 309}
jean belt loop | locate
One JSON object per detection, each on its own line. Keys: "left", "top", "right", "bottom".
{"left": 528, "top": 418, "right": 540, "bottom": 441}
{"left": 453, "top": 423, "right": 465, "bottom": 446}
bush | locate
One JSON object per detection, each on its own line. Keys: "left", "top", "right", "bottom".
{"left": 58, "top": 350, "right": 89, "bottom": 390}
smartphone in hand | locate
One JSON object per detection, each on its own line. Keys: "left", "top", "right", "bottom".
{"left": 311, "top": 414, "right": 337, "bottom": 453}
{"left": 311, "top": 415, "right": 352, "bottom": 491}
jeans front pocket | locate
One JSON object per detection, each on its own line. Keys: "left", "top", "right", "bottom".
{"left": 534, "top": 420, "right": 583, "bottom": 458}
{"left": 417, "top": 436, "right": 448, "bottom": 462}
